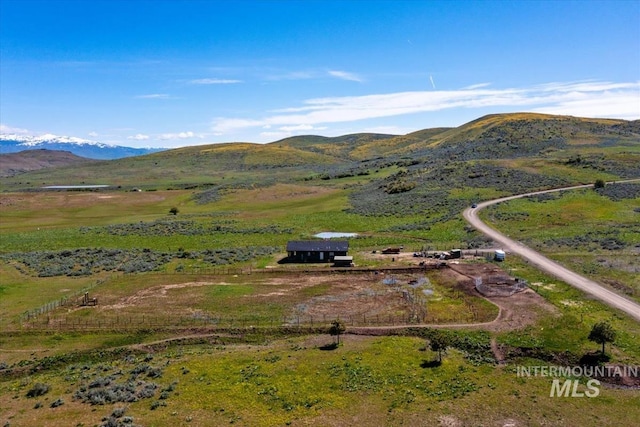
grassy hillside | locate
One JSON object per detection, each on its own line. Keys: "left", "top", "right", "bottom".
{"left": 270, "top": 132, "right": 399, "bottom": 160}
{"left": 1, "top": 113, "right": 638, "bottom": 193}
{"left": 0, "top": 149, "right": 97, "bottom": 177}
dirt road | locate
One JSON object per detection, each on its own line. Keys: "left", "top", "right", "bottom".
{"left": 463, "top": 181, "right": 640, "bottom": 323}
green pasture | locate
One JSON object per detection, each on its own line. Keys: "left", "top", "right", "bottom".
{"left": 0, "top": 184, "right": 469, "bottom": 254}
{"left": 495, "top": 257, "right": 640, "bottom": 362}
{"left": 0, "top": 190, "right": 195, "bottom": 233}
{"left": 2, "top": 335, "right": 639, "bottom": 427}
{"left": 0, "top": 263, "right": 108, "bottom": 329}
{"left": 481, "top": 185, "right": 640, "bottom": 300}
{"left": 482, "top": 188, "right": 638, "bottom": 239}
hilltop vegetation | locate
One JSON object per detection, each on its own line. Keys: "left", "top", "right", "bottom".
{"left": 2, "top": 113, "right": 638, "bottom": 193}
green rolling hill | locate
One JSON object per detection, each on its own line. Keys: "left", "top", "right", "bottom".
{"left": 1, "top": 113, "right": 638, "bottom": 192}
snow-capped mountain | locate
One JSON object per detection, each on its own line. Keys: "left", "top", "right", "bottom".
{"left": 0, "top": 134, "right": 164, "bottom": 160}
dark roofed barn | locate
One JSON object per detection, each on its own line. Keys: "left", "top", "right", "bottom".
{"left": 286, "top": 240, "right": 348, "bottom": 263}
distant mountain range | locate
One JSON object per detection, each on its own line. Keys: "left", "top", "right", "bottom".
{"left": 0, "top": 134, "right": 164, "bottom": 160}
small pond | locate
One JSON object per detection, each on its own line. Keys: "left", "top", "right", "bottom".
{"left": 313, "top": 232, "right": 358, "bottom": 239}
{"left": 42, "top": 185, "right": 110, "bottom": 189}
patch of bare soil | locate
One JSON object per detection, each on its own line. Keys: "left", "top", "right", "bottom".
{"left": 233, "top": 184, "right": 338, "bottom": 203}
{"left": 85, "top": 259, "right": 555, "bottom": 336}
{"left": 444, "top": 262, "right": 559, "bottom": 332}
{"left": 100, "top": 281, "right": 223, "bottom": 310}
{"left": 254, "top": 272, "right": 418, "bottom": 323}
{"left": 268, "top": 260, "right": 557, "bottom": 332}
{"left": 593, "top": 364, "right": 640, "bottom": 388}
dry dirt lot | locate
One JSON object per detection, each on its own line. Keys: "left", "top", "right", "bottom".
{"left": 79, "top": 254, "right": 556, "bottom": 333}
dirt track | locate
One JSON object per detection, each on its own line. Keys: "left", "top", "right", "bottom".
{"left": 463, "top": 181, "right": 640, "bottom": 323}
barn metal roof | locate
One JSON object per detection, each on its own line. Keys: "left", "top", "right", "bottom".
{"left": 286, "top": 240, "right": 349, "bottom": 252}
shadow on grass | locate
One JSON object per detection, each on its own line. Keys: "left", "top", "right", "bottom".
{"left": 580, "top": 351, "right": 611, "bottom": 366}
{"left": 319, "top": 342, "right": 339, "bottom": 351}
{"left": 420, "top": 359, "right": 442, "bottom": 368}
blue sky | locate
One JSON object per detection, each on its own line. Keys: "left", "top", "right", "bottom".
{"left": 1, "top": 0, "right": 639, "bottom": 148}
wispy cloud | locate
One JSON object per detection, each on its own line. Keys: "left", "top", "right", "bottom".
{"left": 0, "top": 124, "right": 30, "bottom": 134}
{"left": 259, "top": 124, "right": 328, "bottom": 140}
{"left": 278, "top": 124, "right": 327, "bottom": 132}
{"left": 265, "top": 69, "right": 364, "bottom": 82}
{"left": 211, "top": 80, "right": 640, "bottom": 135}
{"left": 159, "top": 131, "right": 200, "bottom": 140}
{"left": 212, "top": 118, "right": 265, "bottom": 133}
{"left": 189, "top": 78, "right": 242, "bottom": 85}
{"left": 135, "top": 94, "right": 171, "bottom": 99}
{"left": 127, "top": 134, "right": 150, "bottom": 141}
{"left": 265, "top": 70, "right": 317, "bottom": 81}
{"left": 328, "top": 70, "right": 364, "bottom": 82}
{"left": 462, "top": 83, "right": 492, "bottom": 90}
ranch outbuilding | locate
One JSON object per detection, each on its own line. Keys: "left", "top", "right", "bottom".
{"left": 285, "top": 240, "right": 349, "bottom": 263}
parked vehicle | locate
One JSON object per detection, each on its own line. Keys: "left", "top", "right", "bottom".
{"left": 382, "top": 247, "right": 401, "bottom": 254}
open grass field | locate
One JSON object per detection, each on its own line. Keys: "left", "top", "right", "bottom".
{"left": 1, "top": 115, "right": 639, "bottom": 426}
{"left": 2, "top": 181, "right": 640, "bottom": 426}
{"left": 481, "top": 183, "right": 640, "bottom": 302}
{"left": 1, "top": 334, "right": 639, "bottom": 427}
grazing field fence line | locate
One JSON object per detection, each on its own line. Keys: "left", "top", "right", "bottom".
{"left": 14, "top": 254, "right": 498, "bottom": 328}
{"left": 474, "top": 276, "right": 528, "bottom": 297}
{"left": 15, "top": 311, "right": 475, "bottom": 332}
{"left": 20, "top": 278, "right": 107, "bottom": 322}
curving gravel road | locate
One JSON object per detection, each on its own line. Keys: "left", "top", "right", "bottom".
{"left": 463, "top": 181, "right": 640, "bottom": 323}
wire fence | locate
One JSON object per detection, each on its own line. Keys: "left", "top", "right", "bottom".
{"left": 475, "top": 276, "right": 528, "bottom": 297}
{"left": 18, "top": 312, "right": 444, "bottom": 332}
{"left": 20, "top": 278, "right": 107, "bottom": 322}
{"left": 13, "top": 255, "right": 502, "bottom": 331}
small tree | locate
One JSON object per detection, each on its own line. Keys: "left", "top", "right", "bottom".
{"left": 169, "top": 207, "right": 179, "bottom": 216}
{"left": 588, "top": 321, "right": 616, "bottom": 355}
{"left": 594, "top": 179, "right": 606, "bottom": 189}
{"left": 428, "top": 330, "right": 451, "bottom": 362}
{"left": 329, "top": 319, "right": 346, "bottom": 345}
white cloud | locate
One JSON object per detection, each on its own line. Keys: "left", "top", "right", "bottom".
{"left": 135, "top": 94, "right": 170, "bottom": 99}
{"left": 259, "top": 131, "right": 292, "bottom": 139}
{"left": 190, "top": 78, "right": 242, "bottom": 85}
{"left": 0, "top": 124, "right": 30, "bottom": 134}
{"left": 159, "top": 131, "right": 199, "bottom": 140}
{"left": 258, "top": 124, "right": 329, "bottom": 141}
{"left": 210, "top": 80, "right": 640, "bottom": 135}
{"left": 462, "top": 83, "right": 492, "bottom": 90}
{"left": 88, "top": 131, "right": 99, "bottom": 137}
{"left": 127, "top": 134, "right": 150, "bottom": 140}
{"left": 328, "top": 70, "right": 364, "bottom": 82}
{"left": 265, "top": 70, "right": 316, "bottom": 81}
{"left": 211, "top": 118, "right": 265, "bottom": 133}
{"left": 360, "top": 125, "right": 406, "bottom": 135}
{"left": 278, "top": 124, "right": 327, "bottom": 132}
{"left": 263, "top": 69, "right": 363, "bottom": 83}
